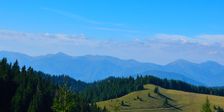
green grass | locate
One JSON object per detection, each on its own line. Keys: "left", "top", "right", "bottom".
{"left": 97, "top": 84, "right": 224, "bottom": 112}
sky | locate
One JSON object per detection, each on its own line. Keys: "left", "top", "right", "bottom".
{"left": 0, "top": 0, "right": 224, "bottom": 64}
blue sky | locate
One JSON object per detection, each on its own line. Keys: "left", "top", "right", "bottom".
{"left": 0, "top": 0, "right": 224, "bottom": 64}
{"left": 0, "top": 0, "right": 224, "bottom": 39}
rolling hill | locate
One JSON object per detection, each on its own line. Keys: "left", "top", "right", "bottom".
{"left": 1, "top": 51, "right": 224, "bottom": 86}
{"left": 97, "top": 84, "right": 224, "bottom": 112}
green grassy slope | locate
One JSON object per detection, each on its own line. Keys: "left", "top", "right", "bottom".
{"left": 97, "top": 84, "right": 224, "bottom": 112}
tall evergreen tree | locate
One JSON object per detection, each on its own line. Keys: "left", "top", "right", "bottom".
{"left": 201, "top": 97, "right": 212, "bottom": 112}
{"left": 0, "top": 58, "right": 8, "bottom": 79}
{"left": 51, "top": 83, "right": 75, "bottom": 112}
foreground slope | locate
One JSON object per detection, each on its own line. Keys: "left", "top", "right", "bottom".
{"left": 97, "top": 84, "right": 224, "bottom": 112}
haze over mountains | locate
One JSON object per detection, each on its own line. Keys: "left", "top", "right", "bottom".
{"left": 0, "top": 51, "right": 224, "bottom": 86}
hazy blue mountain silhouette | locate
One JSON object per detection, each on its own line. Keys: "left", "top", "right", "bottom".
{"left": 162, "top": 59, "right": 224, "bottom": 86}
{"left": 141, "top": 70, "right": 204, "bottom": 85}
{"left": 1, "top": 51, "right": 224, "bottom": 86}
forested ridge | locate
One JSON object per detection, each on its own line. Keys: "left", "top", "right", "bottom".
{"left": 1, "top": 58, "right": 224, "bottom": 112}
{"left": 82, "top": 75, "right": 224, "bottom": 102}
{"left": 0, "top": 58, "right": 106, "bottom": 112}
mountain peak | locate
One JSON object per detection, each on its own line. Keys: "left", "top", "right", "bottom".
{"left": 200, "top": 60, "right": 223, "bottom": 67}
{"left": 37, "top": 52, "right": 72, "bottom": 59}
{"left": 167, "top": 59, "right": 193, "bottom": 66}
{"left": 55, "top": 52, "right": 68, "bottom": 56}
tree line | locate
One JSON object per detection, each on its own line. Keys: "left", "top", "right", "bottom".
{"left": 81, "top": 75, "right": 224, "bottom": 102}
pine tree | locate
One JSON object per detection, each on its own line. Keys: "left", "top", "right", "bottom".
{"left": 28, "top": 82, "right": 43, "bottom": 112}
{"left": 154, "top": 87, "right": 159, "bottom": 94}
{"left": 201, "top": 97, "right": 212, "bottom": 112}
{"left": 163, "top": 98, "right": 168, "bottom": 107}
{"left": 0, "top": 58, "right": 8, "bottom": 79}
{"left": 148, "top": 92, "right": 151, "bottom": 97}
{"left": 51, "top": 83, "right": 75, "bottom": 112}
{"left": 121, "top": 100, "right": 125, "bottom": 106}
{"left": 11, "top": 60, "right": 20, "bottom": 79}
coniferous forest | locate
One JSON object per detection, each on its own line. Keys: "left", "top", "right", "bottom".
{"left": 1, "top": 58, "right": 224, "bottom": 112}
{"left": 0, "top": 58, "right": 106, "bottom": 112}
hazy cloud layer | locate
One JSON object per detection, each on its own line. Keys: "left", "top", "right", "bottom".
{"left": 0, "top": 30, "right": 224, "bottom": 64}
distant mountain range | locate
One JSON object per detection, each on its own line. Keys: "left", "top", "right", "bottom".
{"left": 0, "top": 51, "right": 224, "bottom": 86}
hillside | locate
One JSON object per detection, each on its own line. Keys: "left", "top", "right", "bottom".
{"left": 97, "top": 84, "right": 224, "bottom": 112}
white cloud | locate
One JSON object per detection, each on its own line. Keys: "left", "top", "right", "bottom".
{"left": 195, "top": 35, "right": 224, "bottom": 47}
{"left": 0, "top": 30, "right": 224, "bottom": 64}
